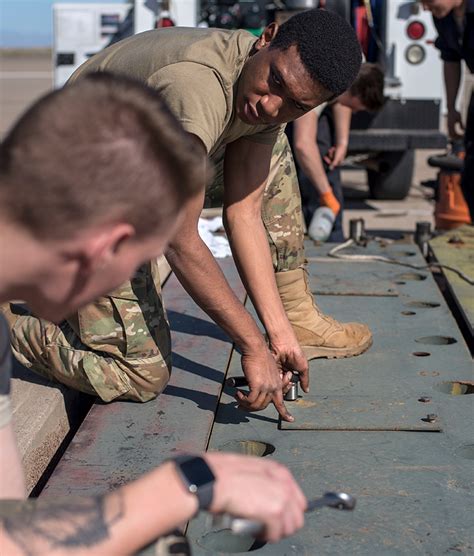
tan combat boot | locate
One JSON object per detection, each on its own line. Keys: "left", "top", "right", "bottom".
{"left": 275, "top": 268, "right": 372, "bottom": 360}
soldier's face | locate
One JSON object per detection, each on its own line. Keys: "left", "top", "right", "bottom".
{"left": 237, "top": 36, "right": 329, "bottom": 126}
{"left": 23, "top": 213, "right": 183, "bottom": 323}
{"left": 421, "top": 0, "right": 463, "bottom": 18}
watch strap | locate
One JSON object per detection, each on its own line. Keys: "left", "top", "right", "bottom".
{"left": 173, "top": 455, "right": 215, "bottom": 511}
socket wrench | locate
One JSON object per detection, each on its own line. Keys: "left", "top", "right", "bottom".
{"left": 211, "top": 492, "right": 356, "bottom": 537}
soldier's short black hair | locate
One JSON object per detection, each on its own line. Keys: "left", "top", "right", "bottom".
{"left": 270, "top": 9, "right": 362, "bottom": 98}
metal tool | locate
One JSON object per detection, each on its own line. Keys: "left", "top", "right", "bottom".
{"left": 210, "top": 492, "right": 356, "bottom": 537}
{"left": 227, "top": 373, "right": 301, "bottom": 402}
{"left": 226, "top": 376, "right": 249, "bottom": 388}
{"left": 284, "top": 372, "right": 300, "bottom": 401}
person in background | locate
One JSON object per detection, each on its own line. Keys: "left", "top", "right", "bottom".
{"left": 291, "top": 63, "right": 385, "bottom": 241}
{"left": 0, "top": 74, "right": 306, "bottom": 555}
{"left": 422, "top": 0, "right": 474, "bottom": 221}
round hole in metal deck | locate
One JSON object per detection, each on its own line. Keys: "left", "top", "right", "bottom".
{"left": 415, "top": 336, "right": 457, "bottom": 345}
{"left": 455, "top": 445, "right": 474, "bottom": 460}
{"left": 217, "top": 440, "right": 275, "bottom": 457}
{"left": 395, "top": 281, "right": 406, "bottom": 285}
{"left": 396, "top": 273, "right": 427, "bottom": 281}
{"left": 198, "top": 530, "right": 266, "bottom": 553}
{"left": 413, "top": 352, "right": 431, "bottom": 357}
{"left": 395, "top": 251, "right": 417, "bottom": 257}
{"left": 433, "top": 381, "right": 474, "bottom": 395}
{"left": 401, "top": 311, "right": 416, "bottom": 316}
{"left": 406, "top": 301, "right": 440, "bottom": 309}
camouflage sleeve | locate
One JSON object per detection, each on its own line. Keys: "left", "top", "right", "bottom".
{"left": 0, "top": 315, "right": 12, "bottom": 429}
{"left": 244, "top": 123, "right": 285, "bottom": 145}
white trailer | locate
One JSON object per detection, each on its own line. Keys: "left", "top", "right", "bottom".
{"left": 53, "top": 1, "right": 161, "bottom": 88}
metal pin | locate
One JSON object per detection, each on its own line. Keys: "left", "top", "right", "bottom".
{"left": 424, "top": 413, "right": 438, "bottom": 423}
{"left": 284, "top": 373, "right": 300, "bottom": 401}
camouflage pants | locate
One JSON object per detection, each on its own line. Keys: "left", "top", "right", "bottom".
{"left": 5, "top": 133, "right": 305, "bottom": 403}
{"left": 2, "top": 261, "right": 171, "bottom": 403}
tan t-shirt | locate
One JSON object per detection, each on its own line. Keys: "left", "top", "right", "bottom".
{"left": 70, "top": 28, "right": 282, "bottom": 156}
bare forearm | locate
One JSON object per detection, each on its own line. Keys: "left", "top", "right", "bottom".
{"left": 444, "top": 61, "right": 462, "bottom": 110}
{"left": 166, "top": 234, "right": 265, "bottom": 351}
{"left": 0, "top": 462, "right": 197, "bottom": 556}
{"left": 0, "top": 424, "right": 26, "bottom": 500}
{"left": 332, "top": 102, "right": 351, "bottom": 149}
{"left": 294, "top": 143, "right": 331, "bottom": 195}
{"left": 224, "top": 209, "right": 291, "bottom": 342}
{"left": 293, "top": 112, "right": 331, "bottom": 195}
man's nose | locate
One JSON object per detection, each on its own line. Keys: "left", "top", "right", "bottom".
{"left": 260, "top": 94, "right": 283, "bottom": 119}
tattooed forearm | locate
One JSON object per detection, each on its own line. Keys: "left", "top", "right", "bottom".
{"left": 1, "top": 491, "right": 124, "bottom": 556}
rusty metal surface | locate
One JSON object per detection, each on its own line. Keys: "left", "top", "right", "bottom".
{"left": 429, "top": 225, "right": 474, "bottom": 338}
{"left": 42, "top": 259, "right": 244, "bottom": 498}
{"left": 279, "top": 396, "right": 442, "bottom": 431}
{"left": 188, "top": 240, "right": 474, "bottom": 555}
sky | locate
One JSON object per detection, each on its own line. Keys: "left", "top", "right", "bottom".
{"left": 0, "top": 0, "right": 123, "bottom": 47}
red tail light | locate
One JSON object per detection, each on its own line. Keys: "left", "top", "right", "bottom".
{"left": 156, "top": 17, "right": 175, "bottom": 28}
{"left": 407, "top": 21, "right": 425, "bottom": 40}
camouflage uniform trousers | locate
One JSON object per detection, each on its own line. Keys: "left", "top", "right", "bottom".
{"left": 4, "top": 132, "right": 305, "bottom": 403}
{"left": 1, "top": 260, "right": 171, "bottom": 403}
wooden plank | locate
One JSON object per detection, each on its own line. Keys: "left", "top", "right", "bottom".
{"left": 42, "top": 258, "right": 243, "bottom": 498}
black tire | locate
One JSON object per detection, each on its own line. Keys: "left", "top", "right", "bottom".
{"left": 367, "top": 150, "right": 415, "bottom": 200}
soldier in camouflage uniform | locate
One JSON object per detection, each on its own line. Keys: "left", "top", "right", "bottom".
{"left": 3, "top": 10, "right": 372, "bottom": 420}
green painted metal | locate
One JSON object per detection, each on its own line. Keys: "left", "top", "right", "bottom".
{"left": 42, "top": 259, "right": 244, "bottom": 498}
{"left": 279, "top": 395, "right": 442, "bottom": 431}
{"left": 429, "top": 225, "right": 474, "bottom": 338}
{"left": 307, "top": 261, "right": 399, "bottom": 297}
{"left": 188, "top": 240, "right": 474, "bottom": 555}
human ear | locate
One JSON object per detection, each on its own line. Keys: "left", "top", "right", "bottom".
{"left": 81, "top": 224, "right": 136, "bottom": 272}
{"left": 256, "top": 22, "right": 279, "bottom": 49}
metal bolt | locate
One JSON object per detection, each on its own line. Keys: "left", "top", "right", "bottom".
{"left": 418, "top": 396, "right": 432, "bottom": 403}
{"left": 284, "top": 373, "right": 300, "bottom": 402}
{"left": 425, "top": 413, "right": 437, "bottom": 423}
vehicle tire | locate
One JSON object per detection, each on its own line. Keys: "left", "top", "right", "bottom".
{"left": 367, "top": 149, "right": 415, "bottom": 200}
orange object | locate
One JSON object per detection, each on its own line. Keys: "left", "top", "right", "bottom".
{"left": 435, "top": 153, "right": 471, "bottom": 230}
{"left": 320, "top": 190, "right": 341, "bottom": 216}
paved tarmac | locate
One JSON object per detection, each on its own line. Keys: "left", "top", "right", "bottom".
{"left": 0, "top": 49, "right": 441, "bottom": 236}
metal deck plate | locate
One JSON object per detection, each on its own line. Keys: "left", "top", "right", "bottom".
{"left": 307, "top": 261, "right": 400, "bottom": 297}
{"left": 187, "top": 240, "right": 474, "bottom": 555}
{"left": 429, "top": 225, "right": 474, "bottom": 338}
{"left": 279, "top": 395, "right": 442, "bottom": 431}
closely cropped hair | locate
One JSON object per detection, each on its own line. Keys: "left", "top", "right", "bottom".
{"left": 270, "top": 9, "right": 362, "bottom": 98}
{"left": 0, "top": 73, "right": 207, "bottom": 239}
{"left": 350, "top": 63, "right": 385, "bottom": 112}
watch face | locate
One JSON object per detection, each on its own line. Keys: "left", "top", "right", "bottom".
{"left": 180, "top": 457, "right": 215, "bottom": 488}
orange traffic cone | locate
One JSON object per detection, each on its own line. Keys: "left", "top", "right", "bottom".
{"left": 430, "top": 146, "right": 471, "bottom": 230}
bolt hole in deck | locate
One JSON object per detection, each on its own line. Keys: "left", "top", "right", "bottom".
{"left": 396, "top": 273, "right": 427, "bottom": 281}
{"left": 406, "top": 301, "right": 441, "bottom": 308}
{"left": 218, "top": 440, "right": 275, "bottom": 457}
{"left": 401, "top": 311, "right": 417, "bottom": 316}
{"left": 433, "top": 381, "right": 474, "bottom": 395}
{"left": 198, "top": 530, "right": 266, "bottom": 553}
{"left": 413, "top": 352, "right": 431, "bottom": 357}
{"left": 415, "top": 336, "right": 458, "bottom": 345}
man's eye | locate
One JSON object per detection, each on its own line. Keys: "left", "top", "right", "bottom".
{"left": 294, "top": 101, "right": 305, "bottom": 111}
{"left": 271, "top": 71, "right": 281, "bottom": 86}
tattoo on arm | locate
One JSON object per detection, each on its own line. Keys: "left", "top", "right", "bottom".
{"left": 1, "top": 491, "right": 124, "bottom": 556}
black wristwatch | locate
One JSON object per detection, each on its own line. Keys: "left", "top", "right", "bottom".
{"left": 173, "top": 455, "right": 215, "bottom": 511}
